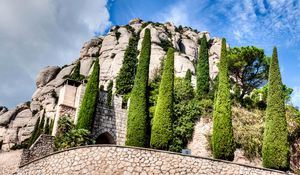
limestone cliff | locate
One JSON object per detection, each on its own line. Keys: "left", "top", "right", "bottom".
{"left": 0, "top": 18, "right": 222, "bottom": 151}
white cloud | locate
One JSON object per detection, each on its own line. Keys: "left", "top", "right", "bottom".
{"left": 0, "top": 0, "right": 111, "bottom": 108}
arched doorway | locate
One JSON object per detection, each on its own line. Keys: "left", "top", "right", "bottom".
{"left": 96, "top": 132, "right": 115, "bottom": 144}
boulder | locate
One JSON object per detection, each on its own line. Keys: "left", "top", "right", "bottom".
{"left": 80, "top": 57, "right": 94, "bottom": 76}
{"left": 17, "top": 126, "right": 34, "bottom": 144}
{"left": 11, "top": 109, "right": 32, "bottom": 128}
{"left": 36, "top": 66, "right": 61, "bottom": 88}
{"left": 46, "top": 65, "right": 75, "bottom": 87}
{"left": 0, "top": 109, "right": 18, "bottom": 126}
{"left": 174, "top": 52, "right": 195, "bottom": 78}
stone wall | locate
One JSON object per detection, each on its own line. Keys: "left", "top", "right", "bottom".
{"left": 17, "top": 145, "right": 289, "bottom": 175}
{"left": 20, "top": 134, "right": 54, "bottom": 166}
{"left": 92, "top": 92, "right": 127, "bottom": 145}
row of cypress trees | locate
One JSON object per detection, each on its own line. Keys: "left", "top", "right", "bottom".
{"left": 28, "top": 112, "right": 54, "bottom": 147}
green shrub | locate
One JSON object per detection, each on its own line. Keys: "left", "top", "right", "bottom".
{"left": 76, "top": 58, "right": 100, "bottom": 131}
{"left": 107, "top": 80, "right": 113, "bottom": 106}
{"left": 64, "top": 61, "right": 85, "bottom": 81}
{"left": 151, "top": 48, "right": 174, "bottom": 150}
{"left": 115, "top": 33, "right": 139, "bottom": 95}
{"left": 125, "top": 28, "right": 151, "bottom": 147}
{"left": 154, "top": 38, "right": 173, "bottom": 52}
{"left": 54, "top": 116, "right": 94, "bottom": 151}
{"left": 212, "top": 38, "right": 235, "bottom": 161}
{"left": 49, "top": 119, "right": 54, "bottom": 135}
{"left": 262, "top": 47, "right": 289, "bottom": 170}
{"left": 196, "top": 35, "right": 210, "bottom": 98}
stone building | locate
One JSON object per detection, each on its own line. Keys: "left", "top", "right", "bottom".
{"left": 51, "top": 78, "right": 128, "bottom": 145}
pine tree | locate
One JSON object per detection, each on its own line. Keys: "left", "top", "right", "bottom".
{"left": 196, "top": 35, "right": 210, "bottom": 98}
{"left": 28, "top": 117, "right": 40, "bottom": 147}
{"left": 125, "top": 28, "right": 151, "bottom": 147}
{"left": 151, "top": 48, "right": 174, "bottom": 150}
{"left": 212, "top": 38, "right": 235, "bottom": 161}
{"left": 107, "top": 80, "right": 113, "bottom": 106}
{"left": 262, "top": 47, "right": 289, "bottom": 170}
{"left": 185, "top": 69, "right": 192, "bottom": 82}
{"left": 76, "top": 58, "right": 100, "bottom": 131}
{"left": 115, "top": 33, "right": 139, "bottom": 95}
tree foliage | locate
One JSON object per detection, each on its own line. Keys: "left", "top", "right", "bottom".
{"left": 151, "top": 48, "right": 175, "bottom": 150}
{"left": 212, "top": 38, "right": 235, "bottom": 161}
{"left": 28, "top": 117, "right": 40, "bottom": 147}
{"left": 115, "top": 32, "right": 139, "bottom": 95}
{"left": 125, "top": 28, "right": 151, "bottom": 147}
{"left": 64, "top": 61, "right": 85, "bottom": 81}
{"left": 262, "top": 47, "right": 289, "bottom": 170}
{"left": 76, "top": 58, "right": 100, "bottom": 131}
{"left": 106, "top": 80, "right": 113, "bottom": 106}
{"left": 197, "top": 35, "right": 210, "bottom": 98}
{"left": 54, "top": 116, "right": 94, "bottom": 151}
{"left": 227, "top": 46, "right": 269, "bottom": 100}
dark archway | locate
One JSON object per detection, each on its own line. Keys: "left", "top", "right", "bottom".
{"left": 96, "top": 132, "right": 115, "bottom": 144}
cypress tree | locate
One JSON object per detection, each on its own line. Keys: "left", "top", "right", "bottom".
{"left": 262, "top": 47, "right": 289, "bottom": 170}
{"left": 28, "top": 117, "right": 40, "bottom": 147}
{"left": 212, "top": 38, "right": 235, "bottom": 161}
{"left": 185, "top": 69, "right": 192, "bottom": 82}
{"left": 44, "top": 117, "right": 50, "bottom": 134}
{"left": 196, "top": 35, "right": 210, "bottom": 98}
{"left": 115, "top": 33, "right": 139, "bottom": 95}
{"left": 49, "top": 119, "right": 54, "bottom": 135}
{"left": 125, "top": 28, "right": 151, "bottom": 147}
{"left": 76, "top": 58, "right": 100, "bottom": 131}
{"left": 107, "top": 80, "right": 113, "bottom": 106}
{"left": 151, "top": 48, "right": 174, "bottom": 150}
{"left": 38, "top": 113, "right": 46, "bottom": 135}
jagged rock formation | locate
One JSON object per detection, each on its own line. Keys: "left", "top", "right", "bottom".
{"left": 0, "top": 18, "right": 222, "bottom": 151}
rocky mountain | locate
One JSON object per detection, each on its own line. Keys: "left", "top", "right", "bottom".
{"left": 0, "top": 18, "right": 223, "bottom": 151}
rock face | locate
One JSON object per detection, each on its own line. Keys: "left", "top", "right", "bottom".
{"left": 0, "top": 102, "right": 36, "bottom": 151}
{"left": 35, "top": 66, "right": 61, "bottom": 88}
{"left": 0, "top": 18, "right": 223, "bottom": 152}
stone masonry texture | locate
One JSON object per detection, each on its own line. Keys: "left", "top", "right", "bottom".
{"left": 17, "top": 145, "right": 290, "bottom": 175}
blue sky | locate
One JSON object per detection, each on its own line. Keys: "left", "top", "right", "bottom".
{"left": 107, "top": 0, "right": 300, "bottom": 107}
{"left": 0, "top": 0, "right": 299, "bottom": 108}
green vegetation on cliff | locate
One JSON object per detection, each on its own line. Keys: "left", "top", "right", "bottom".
{"left": 151, "top": 48, "right": 174, "bottom": 150}
{"left": 262, "top": 47, "right": 290, "bottom": 170}
{"left": 125, "top": 28, "right": 151, "bottom": 147}
{"left": 76, "top": 58, "right": 100, "bottom": 131}
{"left": 212, "top": 38, "right": 235, "bottom": 161}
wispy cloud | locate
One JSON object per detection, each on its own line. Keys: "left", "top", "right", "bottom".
{"left": 291, "top": 86, "right": 300, "bottom": 108}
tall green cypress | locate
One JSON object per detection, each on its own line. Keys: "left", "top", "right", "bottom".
{"left": 76, "top": 58, "right": 100, "bottom": 131}
{"left": 115, "top": 33, "right": 139, "bottom": 95}
{"left": 125, "top": 28, "right": 151, "bottom": 147}
{"left": 212, "top": 38, "right": 235, "bottom": 161}
{"left": 38, "top": 113, "right": 46, "bottom": 135}
{"left": 196, "top": 35, "right": 210, "bottom": 98}
{"left": 262, "top": 47, "right": 289, "bottom": 170}
{"left": 28, "top": 117, "right": 40, "bottom": 147}
{"left": 44, "top": 117, "right": 50, "bottom": 134}
{"left": 151, "top": 48, "right": 174, "bottom": 150}
{"left": 106, "top": 80, "right": 113, "bottom": 106}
